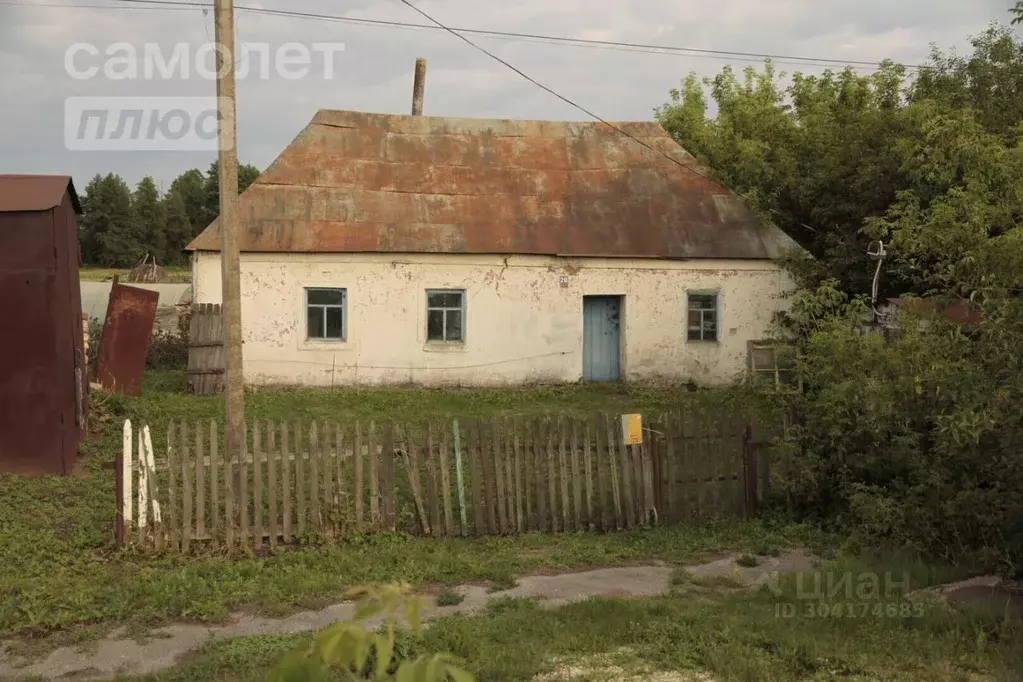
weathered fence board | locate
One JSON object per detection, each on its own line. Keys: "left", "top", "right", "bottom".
{"left": 187, "top": 303, "right": 225, "bottom": 395}
{"left": 117, "top": 407, "right": 780, "bottom": 553}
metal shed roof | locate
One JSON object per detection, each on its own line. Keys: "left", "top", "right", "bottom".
{"left": 187, "top": 110, "right": 798, "bottom": 259}
{"left": 0, "top": 175, "right": 81, "bottom": 214}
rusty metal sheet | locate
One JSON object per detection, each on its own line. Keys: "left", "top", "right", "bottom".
{"left": 96, "top": 281, "right": 159, "bottom": 396}
{"left": 0, "top": 175, "right": 81, "bottom": 213}
{"left": 185, "top": 110, "right": 800, "bottom": 260}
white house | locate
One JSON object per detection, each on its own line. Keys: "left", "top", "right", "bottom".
{"left": 187, "top": 109, "right": 798, "bottom": 387}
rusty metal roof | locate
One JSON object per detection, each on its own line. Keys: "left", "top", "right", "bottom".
{"left": 187, "top": 110, "right": 797, "bottom": 259}
{"left": 0, "top": 175, "right": 81, "bottom": 214}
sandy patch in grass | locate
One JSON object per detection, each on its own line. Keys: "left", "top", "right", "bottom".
{"left": 534, "top": 648, "right": 716, "bottom": 682}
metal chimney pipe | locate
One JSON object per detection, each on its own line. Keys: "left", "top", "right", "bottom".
{"left": 412, "top": 58, "right": 427, "bottom": 115}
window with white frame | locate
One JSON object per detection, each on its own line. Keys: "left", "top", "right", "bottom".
{"left": 426, "top": 289, "right": 465, "bottom": 342}
{"left": 687, "top": 292, "right": 719, "bottom": 341}
{"left": 305, "top": 288, "right": 347, "bottom": 341}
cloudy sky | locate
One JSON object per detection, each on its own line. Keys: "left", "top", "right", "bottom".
{"left": 1, "top": 0, "right": 1016, "bottom": 190}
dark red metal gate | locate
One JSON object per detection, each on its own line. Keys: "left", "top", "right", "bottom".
{"left": 96, "top": 279, "right": 158, "bottom": 396}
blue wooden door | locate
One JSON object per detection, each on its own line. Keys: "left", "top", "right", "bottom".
{"left": 583, "top": 296, "right": 621, "bottom": 381}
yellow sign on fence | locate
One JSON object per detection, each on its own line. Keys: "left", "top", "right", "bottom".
{"left": 621, "top": 413, "right": 643, "bottom": 445}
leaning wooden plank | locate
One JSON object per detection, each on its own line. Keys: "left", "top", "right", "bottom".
{"left": 437, "top": 423, "right": 454, "bottom": 535}
{"left": 681, "top": 410, "right": 695, "bottom": 521}
{"left": 503, "top": 418, "right": 516, "bottom": 534}
{"left": 253, "top": 421, "right": 264, "bottom": 549}
{"left": 642, "top": 431, "right": 656, "bottom": 524}
{"left": 658, "top": 413, "right": 669, "bottom": 521}
{"left": 308, "top": 422, "right": 321, "bottom": 534}
{"left": 321, "top": 423, "right": 335, "bottom": 537}
{"left": 181, "top": 420, "right": 192, "bottom": 552}
{"left": 268, "top": 421, "right": 278, "bottom": 549}
{"left": 295, "top": 421, "right": 306, "bottom": 534}
{"left": 532, "top": 417, "right": 546, "bottom": 531}
{"left": 546, "top": 418, "right": 559, "bottom": 532}
{"left": 167, "top": 422, "right": 178, "bottom": 551}
{"left": 694, "top": 411, "right": 708, "bottom": 522}
{"left": 571, "top": 419, "right": 583, "bottom": 530}
{"left": 476, "top": 417, "right": 497, "bottom": 534}
{"left": 209, "top": 420, "right": 219, "bottom": 538}
{"left": 137, "top": 431, "right": 147, "bottom": 540}
{"left": 592, "top": 414, "right": 608, "bottom": 531}
{"left": 194, "top": 420, "right": 206, "bottom": 541}
{"left": 558, "top": 417, "right": 571, "bottom": 531}
{"left": 521, "top": 418, "right": 533, "bottom": 531}
{"left": 402, "top": 426, "right": 430, "bottom": 536}
{"left": 492, "top": 419, "right": 509, "bottom": 534}
{"left": 239, "top": 420, "right": 249, "bottom": 546}
{"left": 425, "top": 422, "right": 442, "bottom": 538}
{"left": 281, "top": 422, "right": 292, "bottom": 543}
{"left": 354, "top": 421, "right": 364, "bottom": 532}
{"left": 224, "top": 419, "right": 235, "bottom": 548}
{"left": 732, "top": 409, "right": 746, "bottom": 519}
{"left": 604, "top": 414, "right": 622, "bottom": 530}
{"left": 121, "top": 419, "right": 133, "bottom": 546}
{"left": 618, "top": 418, "right": 635, "bottom": 529}
{"left": 711, "top": 412, "right": 727, "bottom": 520}
{"left": 368, "top": 421, "right": 380, "bottom": 530}
{"left": 467, "top": 420, "right": 486, "bottom": 535}
{"left": 513, "top": 417, "right": 525, "bottom": 533}
{"left": 626, "top": 443, "right": 642, "bottom": 527}
{"left": 759, "top": 426, "right": 771, "bottom": 505}
{"left": 381, "top": 422, "right": 396, "bottom": 531}
{"left": 333, "top": 423, "right": 344, "bottom": 537}
{"left": 741, "top": 418, "right": 756, "bottom": 519}
{"left": 322, "top": 423, "right": 335, "bottom": 537}
{"left": 143, "top": 427, "right": 163, "bottom": 551}
{"left": 583, "top": 419, "right": 594, "bottom": 529}
{"left": 664, "top": 412, "right": 676, "bottom": 523}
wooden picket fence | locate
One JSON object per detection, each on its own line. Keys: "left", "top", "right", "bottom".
{"left": 116, "top": 410, "right": 774, "bottom": 552}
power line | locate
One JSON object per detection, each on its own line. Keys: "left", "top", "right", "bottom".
{"left": 4, "top": 0, "right": 924, "bottom": 71}
{"left": 8, "top": 0, "right": 825, "bottom": 231}
{"left": 392, "top": 0, "right": 722, "bottom": 183}
{"left": 391, "top": 0, "right": 820, "bottom": 235}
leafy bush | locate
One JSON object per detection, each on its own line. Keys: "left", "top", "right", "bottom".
{"left": 774, "top": 284, "right": 1023, "bottom": 578}
{"left": 146, "top": 329, "right": 188, "bottom": 370}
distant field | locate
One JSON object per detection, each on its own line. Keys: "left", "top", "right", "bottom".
{"left": 79, "top": 266, "right": 191, "bottom": 283}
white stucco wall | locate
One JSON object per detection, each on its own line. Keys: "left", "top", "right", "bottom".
{"left": 192, "top": 251, "right": 793, "bottom": 387}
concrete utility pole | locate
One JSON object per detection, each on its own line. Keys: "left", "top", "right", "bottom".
{"left": 411, "top": 58, "right": 427, "bottom": 115}
{"left": 214, "top": 0, "right": 245, "bottom": 465}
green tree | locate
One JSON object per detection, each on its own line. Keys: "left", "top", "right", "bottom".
{"left": 1012, "top": 1, "right": 1022, "bottom": 25}
{"left": 656, "top": 61, "right": 908, "bottom": 296}
{"left": 132, "top": 176, "right": 166, "bottom": 263}
{"left": 912, "top": 25, "right": 1023, "bottom": 141}
{"left": 78, "top": 174, "right": 105, "bottom": 264}
{"left": 169, "top": 168, "right": 207, "bottom": 237}
{"left": 658, "top": 16, "right": 1023, "bottom": 574}
{"left": 80, "top": 173, "right": 139, "bottom": 267}
{"left": 201, "top": 161, "right": 260, "bottom": 229}
{"left": 162, "top": 189, "right": 192, "bottom": 265}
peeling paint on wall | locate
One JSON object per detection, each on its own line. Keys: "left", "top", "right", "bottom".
{"left": 194, "top": 252, "right": 793, "bottom": 388}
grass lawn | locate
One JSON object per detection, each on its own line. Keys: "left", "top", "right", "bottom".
{"left": 0, "top": 370, "right": 776, "bottom": 642}
{"left": 4, "top": 371, "right": 1021, "bottom": 680}
{"left": 128, "top": 552, "right": 1023, "bottom": 681}
{"left": 79, "top": 266, "right": 191, "bottom": 283}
